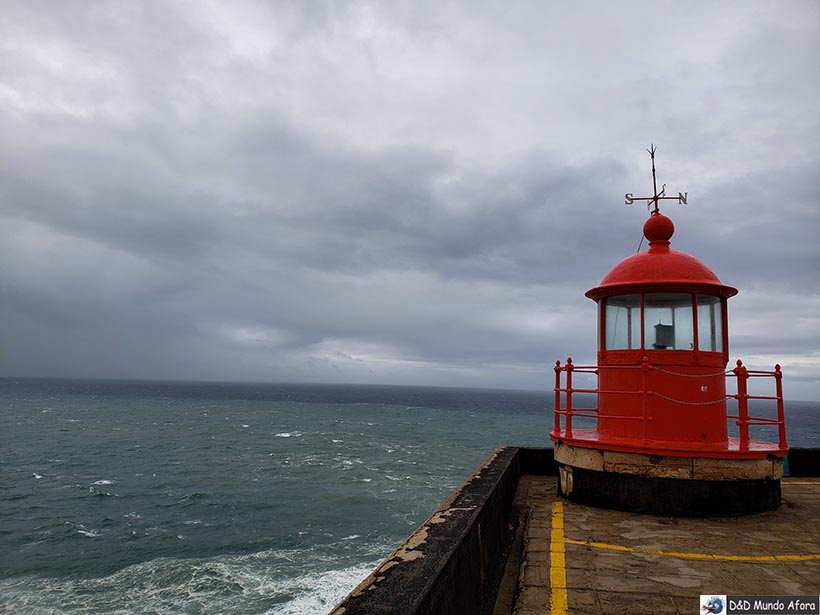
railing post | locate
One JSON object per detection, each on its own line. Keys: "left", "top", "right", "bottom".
{"left": 733, "top": 359, "right": 749, "bottom": 451}
{"left": 553, "top": 360, "right": 562, "bottom": 436}
{"left": 774, "top": 363, "right": 787, "bottom": 450}
{"left": 565, "top": 357, "right": 574, "bottom": 439}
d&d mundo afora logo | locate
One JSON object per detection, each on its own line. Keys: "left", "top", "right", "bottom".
{"left": 701, "top": 595, "right": 726, "bottom": 614}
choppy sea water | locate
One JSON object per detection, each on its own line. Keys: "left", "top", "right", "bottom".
{"left": 1, "top": 379, "right": 817, "bottom": 614}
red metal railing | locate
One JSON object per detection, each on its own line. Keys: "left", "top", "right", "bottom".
{"left": 727, "top": 359, "right": 787, "bottom": 451}
{"left": 552, "top": 357, "right": 787, "bottom": 451}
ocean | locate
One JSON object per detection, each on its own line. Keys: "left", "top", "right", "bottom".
{"left": 1, "top": 378, "right": 817, "bottom": 614}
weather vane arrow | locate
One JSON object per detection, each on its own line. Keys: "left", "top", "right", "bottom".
{"left": 624, "top": 144, "right": 688, "bottom": 214}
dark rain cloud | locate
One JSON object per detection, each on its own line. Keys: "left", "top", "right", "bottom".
{"left": 1, "top": 1, "right": 818, "bottom": 398}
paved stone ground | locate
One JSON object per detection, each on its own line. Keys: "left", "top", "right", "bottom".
{"left": 509, "top": 476, "right": 820, "bottom": 615}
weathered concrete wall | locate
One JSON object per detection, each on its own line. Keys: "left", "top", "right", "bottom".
{"left": 786, "top": 447, "right": 820, "bottom": 476}
{"left": 517, "top": 447, "right": 557, "bottom": 475}
{"left": 330, "top": 446, "right": 557, "bottom": 615}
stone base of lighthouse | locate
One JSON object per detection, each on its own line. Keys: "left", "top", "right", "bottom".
{"left": 554, "top": 442, "right": 783, "bottom": 517}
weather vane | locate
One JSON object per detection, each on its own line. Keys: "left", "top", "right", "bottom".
{"left": 624, "top": 144, "right": 688, "bottom": 214}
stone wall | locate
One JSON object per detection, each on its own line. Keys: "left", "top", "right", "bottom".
{"left": 330, "top": 446, "right": 548, "bottom": 615}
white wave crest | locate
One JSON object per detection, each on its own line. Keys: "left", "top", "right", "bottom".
{"left": 77, "top": 529, "right": 101, "bottom": 538}
{"left": 0, "top": 546, "right": 383, "bottom": 615}
{"left": 269, "top": 562, "right": 375, "bottom": 615}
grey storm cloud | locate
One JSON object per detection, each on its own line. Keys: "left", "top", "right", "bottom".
{"left": 1, "top": 1, "right": 818, "bottom": 398}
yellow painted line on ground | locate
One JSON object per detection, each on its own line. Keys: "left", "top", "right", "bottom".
{"left": 782, "top": 481, "right": 820, "bottom": 485}
{"left": 564, "top": 538, "right": 820, "bottom": 562}
{"left": 549, "top": 501, "right": 568, "bottom": 615}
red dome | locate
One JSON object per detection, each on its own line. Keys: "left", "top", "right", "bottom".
{"left": 586, "top": 213, "right": 738, "bottom": 300}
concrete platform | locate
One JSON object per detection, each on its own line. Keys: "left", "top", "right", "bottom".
{"left": 331, "top": 448, "right": 820, "bottom": 615}
{"left": 504, "top": 475, "right": 820, "bottom": 615}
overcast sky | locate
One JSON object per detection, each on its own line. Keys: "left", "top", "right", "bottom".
{"left": 1, "top": 1, "right": 818, "bottom": 400}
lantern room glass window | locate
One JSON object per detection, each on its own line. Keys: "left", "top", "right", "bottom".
{"left": 602, "top": 292, "right": 724, "bottom": 352}
{"left": 643, "top": 293, "right": 694, "bottom": 350}
{"left": 697, "top": 294, "right": 724, "bottom": 352}
{"left": 604, "top": 294, "right": 641, "bottom": 350}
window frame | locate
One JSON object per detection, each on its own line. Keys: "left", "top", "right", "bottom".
{"left": 600, "top": 291, "right": 726, "bottom": 354}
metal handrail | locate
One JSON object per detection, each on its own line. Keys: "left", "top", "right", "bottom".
{"left": 552, "top": 357, "right": 787, "bottom": 450}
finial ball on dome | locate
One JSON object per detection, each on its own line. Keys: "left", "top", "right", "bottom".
{"left": 643, "top": 213, "right": 675, "bottom": 243}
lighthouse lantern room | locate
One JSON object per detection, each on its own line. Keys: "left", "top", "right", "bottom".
{"left": 550, "top": 147, "right": 788, "bottom": 516}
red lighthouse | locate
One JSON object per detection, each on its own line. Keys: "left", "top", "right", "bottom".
{"left": 550, "top": 147, "right": 788, "bottom": 516}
